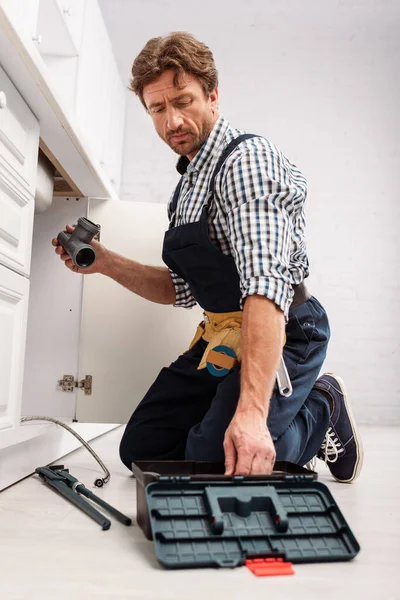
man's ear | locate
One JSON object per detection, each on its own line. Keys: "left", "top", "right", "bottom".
{"left": 209, "top": 88, "right": 219, "bottom": 114}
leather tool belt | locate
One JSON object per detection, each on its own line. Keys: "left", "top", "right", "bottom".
{"left": 187, "top": 282, "right": 311, "bottom": 373}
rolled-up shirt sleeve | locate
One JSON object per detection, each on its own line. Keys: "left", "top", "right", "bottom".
{"left": 219, "top": 142, "right": 307, "bottom": 318}
{"left": 168, "top": 268, "right": 197, "bottom": 308}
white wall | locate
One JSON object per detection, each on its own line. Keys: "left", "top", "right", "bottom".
{"left": 99, "top": 0, "right": 400, "bottom": 424}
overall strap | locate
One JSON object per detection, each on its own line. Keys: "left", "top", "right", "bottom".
{"left": 170, "top": 133, "right": 260, "bottom": 218}
{"left": 208, "top": 133, "right": 260, "bottom": 196}
{"left": 169, "top": 177, "right": 183, "bottom": 219}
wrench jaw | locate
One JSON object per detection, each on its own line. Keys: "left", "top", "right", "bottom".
{"left": 276, "top": 357, "right": 293, "bottom": 398}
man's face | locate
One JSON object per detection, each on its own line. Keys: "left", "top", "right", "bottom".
{"left": 143, "top": 70, "right": 219, "bottom": 160}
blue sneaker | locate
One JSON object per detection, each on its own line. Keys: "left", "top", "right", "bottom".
{"left": 313, "top": 374, "right": 364, "bottom": 483}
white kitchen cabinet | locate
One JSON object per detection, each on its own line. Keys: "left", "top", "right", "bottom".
{"left": 75, "top": 0, "right": 125, "bottom": 193}
{"left": 33, "top": 0, "right": 87, "bottom": 116}
{"left": 0, "top": 64, "right": 39, "bottom": 276}
{"left": 75, "top": 3, "right": 111, "bottom": 167}
{"left": 0, "top": 180, "right": 35, "bottom": 277}
{"left": 0, "top": 0, "right": 125, "bottom": 489}
{"left": 35, "top": 0, "right": 86, "bottom": 57}
{"left": 55, "top": 0, "right": 86, "bottom": 54}
{"left": 0, "top": 191, "right": 119, "bottom": 486}
{"left": 21, "top": 196, "right": 88, "bottom": 420}
{"left": 0, "top": 0, "right": 125, "bottom": 457}
{"left": 0, "top": 262, "right": 30, "bottom": 448}
{"left": 30, "top": 0, "right": 126, "bottom": 196}
{"left": 1, "top": 0, "right": 125, "bottom": 198}
{"left": 0, "top": 0, "right": 40, "bottom": 38}
{"left": 99, "top": 57, "right": 125, "bottom": 192}
{"left": 0, "top": 65, "right": 40, "bottom": 197}
{"left": 0, "top": 63, "right": 38, "bottom": 450}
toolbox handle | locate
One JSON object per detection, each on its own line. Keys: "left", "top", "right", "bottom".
{"left": 204, "top": 485, "right": 289, "bottom": 535}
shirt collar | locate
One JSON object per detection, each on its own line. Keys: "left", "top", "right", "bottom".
{"left": 176, "top": 115, "right": 230, "bottom": 175}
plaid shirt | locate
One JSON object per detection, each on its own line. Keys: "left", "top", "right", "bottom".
{"left": 167, "top": 116, "right": 309, "bottom": 318}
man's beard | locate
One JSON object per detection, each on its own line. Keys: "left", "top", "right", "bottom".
{"left": 165, "top": 114, "right": 215, "bottom": 157}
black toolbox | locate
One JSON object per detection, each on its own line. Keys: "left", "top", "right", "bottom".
{"left": 132, "top": 460, "right": 360, "bottom": 570}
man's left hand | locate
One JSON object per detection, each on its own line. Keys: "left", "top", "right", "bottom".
{"left": 223, "top": 409, "right": 276, "bottom": 475}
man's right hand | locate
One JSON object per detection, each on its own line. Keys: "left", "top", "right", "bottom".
{"left": 51, "top": 224, "right": 110, "bottom": 275}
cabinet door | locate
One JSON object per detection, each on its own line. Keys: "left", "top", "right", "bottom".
{"left": 0, "top": 263, "right": 29, "bottom": 447}
{"left": 21, "top": 197, "right": 88, "bottom": 420}
{"left": 35, "top": 0, "right": 86, "bottom": 57}
{"left": 76, "top": 200, "right": 202, "bottom": 424}
{"left": 0, "top": 64, "right": 40, "bottom": 196}
{"left": 74, "top": 0, "right": 125, "bottom": 193}
{"left": 0, "top": 176, "right": 35, "bottom": 277}
{"left": 0, "top": 64, "right": 39, "bottom": 276}
{"left": 0, "top": 0, "right": 40, "bottom": 38}
{"left": 100, "top": 61, "right": 125, "bottom": 195}
{"left": 55, "top": 0, "right": 86, "bottom": 54}
{"left": 74, "top": 0, "right": 112, "bottom": 167}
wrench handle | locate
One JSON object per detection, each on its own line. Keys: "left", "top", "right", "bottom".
{"left": 276, "top": 356, "right": 293, "bottom": 397}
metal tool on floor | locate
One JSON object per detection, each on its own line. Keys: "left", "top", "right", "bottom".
{"left": 23, "top": 416, "right": 110, "bottom": 487}
{"left": 35, "top": 465, "right": 132, "bottom": 530}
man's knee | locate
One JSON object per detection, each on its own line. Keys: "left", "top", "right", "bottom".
{"left": 118, "top": 422, "right": 157, "bottom": 470}
{"left": 119, "top": 426, "right": 141, "bottom": 471}
{"left": 119, "top": 423, "right": 188, "bottom": 469}
{"left": 185, "top": 425, "right": 225, "bottom": 462}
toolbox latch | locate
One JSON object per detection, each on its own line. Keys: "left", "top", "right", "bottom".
{"left": 284, "top": 474, "right": 315, "bottom": 482}
{"left": 245, "top": 557, "right": 295, "bottom": 577}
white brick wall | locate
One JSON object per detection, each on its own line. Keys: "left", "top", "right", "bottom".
{"left": 101, "top": 0, "right": 400, "bottom": 424}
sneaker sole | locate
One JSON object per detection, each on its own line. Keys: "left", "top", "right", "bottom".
{"left": 326, "top": 373, "right": 364, "bottom": 483}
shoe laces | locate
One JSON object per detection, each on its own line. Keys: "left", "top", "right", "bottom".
{"left": 320, "top": 427, "right": 345, "bottom": 464}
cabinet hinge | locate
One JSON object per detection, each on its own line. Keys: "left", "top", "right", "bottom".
{"left": 58, "top": 375, "right": 92, "bottom": 395}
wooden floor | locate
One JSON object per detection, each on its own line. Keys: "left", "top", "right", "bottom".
{"left": 0, "top": 425, "right": 398, "bottom": 600}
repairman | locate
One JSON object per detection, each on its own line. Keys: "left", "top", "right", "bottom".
{"left": 53, "top": 32, "right": 363, "bottom": 482}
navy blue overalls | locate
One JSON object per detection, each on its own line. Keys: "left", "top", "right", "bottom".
{"left": 119, "top": 135, "right": 331, "bottom": 470}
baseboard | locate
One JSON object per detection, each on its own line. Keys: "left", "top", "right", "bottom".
{"left": 0, "top": 422, "right": 121, "bottom": 491}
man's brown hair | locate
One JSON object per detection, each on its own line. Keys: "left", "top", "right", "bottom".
{"left": 129, "top": 32, "right": 218, "bottom": 109}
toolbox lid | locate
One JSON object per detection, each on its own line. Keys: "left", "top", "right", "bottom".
{"left": 146, "top": 478, "right": 360, "bottom": 569}
{"left": 132, "top": 460, "right": 317, "bottom": 485}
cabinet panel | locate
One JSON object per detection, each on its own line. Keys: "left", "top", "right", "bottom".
{"left": 75, "top": 0, "right": 125, "bottom": 192}
{"left": 100, "top": 62, "right": 125, "bottom": 194}
{"left": 0, "top": 263, "right": 30, "bottom": 439}
{"left": 55, "top": 0, "right": 86, "bottom": 54}
{"left": 0, "top": 0, "right": 40, "bottom": 38}
{"left": 0, "top": 64, "right": 40, "bottom": 196}
{"left": 75, "top": 0, "right": 112, "bottom": 166}
{"left": 0, "top": 178, "right": 34, "bottom": 275}
{"left": 35, "top": 0, "right": 86, "bottom": 57}
{"left": 21, "top": 196, "right": 88, "bottom": 419}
